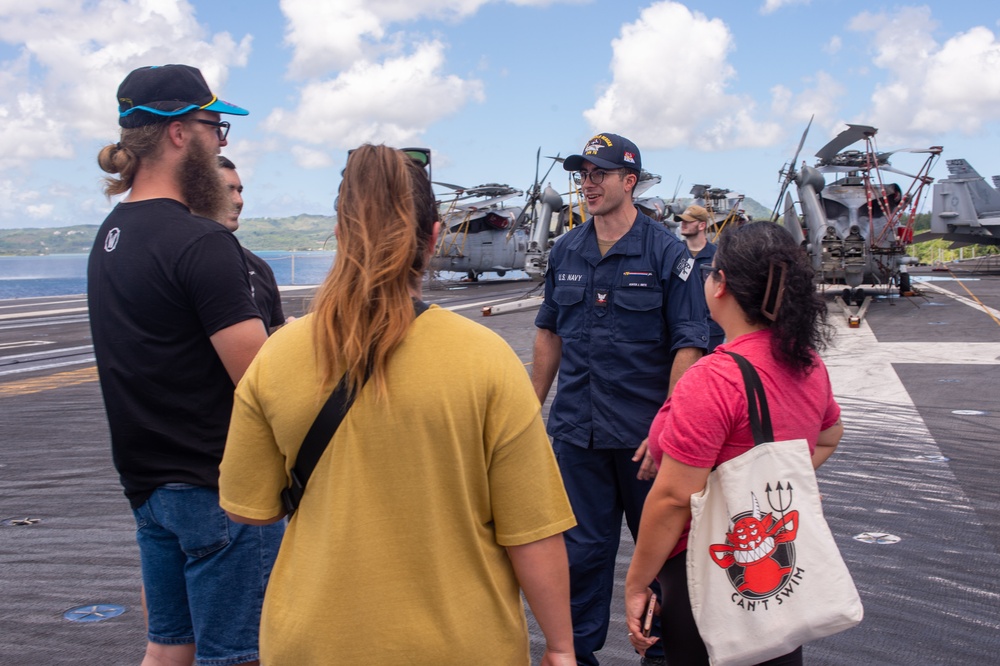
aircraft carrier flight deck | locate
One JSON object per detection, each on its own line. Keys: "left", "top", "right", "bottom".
{"left": 1, "top": 267, "right": 999, "bottom": 665}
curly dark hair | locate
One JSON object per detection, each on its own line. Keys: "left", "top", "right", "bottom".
{"left": 714, "top": 221, "right": 830, "bottom": 373}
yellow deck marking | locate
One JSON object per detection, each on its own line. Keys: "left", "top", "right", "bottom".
{"left": 945, "top": 270, "right": 1000, "bottom": 328}
{"left": 0, "top": 366, "right": 98, "bottom": 397}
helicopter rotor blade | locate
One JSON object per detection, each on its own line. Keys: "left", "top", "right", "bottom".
{"left": 789, "top": 114, "right": 813, "bottom": 172}
{"left": 880, "top": 164, "right": 923, "bottom": 180}
{"left": 815, "top": 123, "right": 876, "bottom": 163}
{"left": 671, "top": 175, "right": 682, "bottom": 202}
{"left": 433, "top": 181, "right": 467, "bottom": 191}
{"left": 539, "top": 152, "right": 560, "bottom": 186}
{"left": 532, "top": 147, "right": 541, "bottom": 196}
{"left": 770, "top": 115, "right": 813, "bottom": 223}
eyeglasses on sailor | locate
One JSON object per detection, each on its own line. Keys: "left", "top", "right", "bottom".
{"left": 572, "top": 168, "right": 621, "bottom": 186}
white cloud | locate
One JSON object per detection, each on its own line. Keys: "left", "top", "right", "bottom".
{"left": 279, "top": 0, "right": 536, "bottom": 79}
{"left": 770, "top": 72, "right": 845, "bottom": 128}
{"left": 851, "top": 7, "right": 1000, "bottom": 137}
{"left": 26, "top": 204, "right": 55, "bottom": 218}
{"left": 0, "top": 1, "right": 252, "bottom": 225}
{"left": 824, "top": 36, "right": 842, "bottom": 55}
{"left": 291, "top": 146, "right": 334, "bottom": 169}
{"left": 279, "top": 0, "right": 589, "bottom": 78}
{"left": 265, "top": 41, "right": 484, "bottom": 156}
{"left": 760, "top": 0, "right": 810, "bottom": 15}
{"left": 583, "top": 2, "right": 782, "bottom": 151}
{"left": 0, "top": 0, "right": 252, "bottom": 167}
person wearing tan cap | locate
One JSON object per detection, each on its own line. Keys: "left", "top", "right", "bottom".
{"left": 678, "top": 205, "right": 725, "bottom": 351}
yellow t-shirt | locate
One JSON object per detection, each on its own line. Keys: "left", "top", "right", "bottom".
{"left": 219, "top": 306, "right": 576, "bottom": 665}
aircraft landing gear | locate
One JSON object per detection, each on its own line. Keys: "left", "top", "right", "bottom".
{"left": 899, "top": 272, "right": 911, "bottom": 296}
{"left": 834, "top": 288, "right": 872, "bottom": 328}
{"left": 465, "top": 270, "right": 480, "bottom": 282}
{"left": 841, "top": 287, "right": 866, "bottom": 306}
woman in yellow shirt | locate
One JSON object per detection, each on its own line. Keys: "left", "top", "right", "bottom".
{"left": 219, "top": 144, "right": 577, "bottom": 665}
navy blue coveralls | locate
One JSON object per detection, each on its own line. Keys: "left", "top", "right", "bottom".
{"left": 535, "top": 210, "right": 709, "bottom": 664}
{"left": 690, "top": 241, "right": 726, "bottom": 352}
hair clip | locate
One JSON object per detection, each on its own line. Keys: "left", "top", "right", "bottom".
{"left": 760, "top": 260, "right": 787, "bottom": 321}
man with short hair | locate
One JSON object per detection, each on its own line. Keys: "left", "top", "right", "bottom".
{"left": 216, "top": 156, "right": 286, "bottom": 330}
{"left": 678, "top": 204, "right": 725, "bottom": 352}
{"left": 87, "top": 64, "right": 282, "bottom": 666}
{"left": 532, "top": 133, "right": 708, "bottom": 665}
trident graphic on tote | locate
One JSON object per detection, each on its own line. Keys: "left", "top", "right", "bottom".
{"left": 709, "top": 487, "right": 797, "bottom": 599}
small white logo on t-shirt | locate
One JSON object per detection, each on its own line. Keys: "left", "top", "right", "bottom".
{"left": 104, "top": 227, "right": 121, "bottom": 252}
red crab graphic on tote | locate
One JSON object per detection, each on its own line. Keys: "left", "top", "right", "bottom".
{"left": 709, "top": 491, "right": 799, "bottom": 598}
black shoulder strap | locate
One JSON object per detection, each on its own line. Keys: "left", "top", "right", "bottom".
{"left": 723, "top": 351, "right": 774, "bottom": 446}
{"left": 280, "top": 299, "right": 430, "bottom": 515}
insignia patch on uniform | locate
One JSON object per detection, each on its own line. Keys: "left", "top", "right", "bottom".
{"left": 595, "top": 290, "right": 609, "bottom": 307}
{"left": 675, "top": 257, "right": 694, "bottom": 282}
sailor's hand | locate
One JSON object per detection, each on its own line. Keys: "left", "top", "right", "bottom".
{"left": 633, "top": 439, "right": 658, "bottom": 480}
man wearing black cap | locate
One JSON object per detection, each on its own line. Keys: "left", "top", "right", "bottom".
{"left": 88, "top": 64, "right": 282, "bottom": 666}
{"left": 532, "top": 133, "right": 708, "bottom": 665}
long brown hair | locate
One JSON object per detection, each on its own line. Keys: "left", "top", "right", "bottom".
{"left": 312, "top": 144, "right": 437, "bottom": 399}
{"left": 97, "top": 123, "right": 170, "bottom": 196}
{"left": 714, "top": 221, "right": 830, "bottom": 373}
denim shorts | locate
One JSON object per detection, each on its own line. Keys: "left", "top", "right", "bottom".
{"left": 133, "top": 483, "right": 284, "bottom": 666}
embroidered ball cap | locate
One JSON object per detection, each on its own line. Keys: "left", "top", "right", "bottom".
{"left": 563, "top": 133, "right": 641, "bottom": 172}
{"left": 117, "top": 64, "right": 249, "bottom": 128}
{"left": 675, "top": 204, "right": 710, "bottom": 224}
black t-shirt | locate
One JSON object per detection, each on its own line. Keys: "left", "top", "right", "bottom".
{"left": 243, "top": 248, "right": 285, "bottom": 328}
{"left": 87, "top": 199, "right": 262, "bottom": 508}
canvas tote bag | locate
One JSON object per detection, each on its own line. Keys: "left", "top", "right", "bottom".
{"left": 686, "top": 352, "right": 863, "bottom": 666}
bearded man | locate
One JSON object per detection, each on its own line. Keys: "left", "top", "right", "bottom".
{"left": 87, "top": 64, "right": 282, "bottom": 666}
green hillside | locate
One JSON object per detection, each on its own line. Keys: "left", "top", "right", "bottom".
{"left": 0, "top": 214, "right": 337, "bottom": 256}
{"left": 0, "top": 225, "right": 99, "bottom": 255}
{"left": 233, "top": 214, "right": 336, "bottom": 251}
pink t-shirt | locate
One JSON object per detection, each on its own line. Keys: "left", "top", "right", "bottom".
{"left": 647, "top": 328, "right": 840, "bottom": 558}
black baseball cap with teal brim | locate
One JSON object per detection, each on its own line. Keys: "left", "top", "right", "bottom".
{"left": 117, "top": 64, "right": 248, "bottom": 128}
{"left": 563, "top": 133, "right": 641, "bottom": 172}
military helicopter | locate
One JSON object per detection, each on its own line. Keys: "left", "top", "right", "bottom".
{"left": 688, "top": 183, "right": 751, "bottom": 238}
{"left": 430, "top": 150, "right": 568, "bottom": 281}
{"left": 430, "top": 152, "right": 675, "bottom": 281}
{"left": 772, "top": 119, "right": 942, "bottom": 301}
{"left": 917, "top": 159, "right": 1000, "bottom": 250}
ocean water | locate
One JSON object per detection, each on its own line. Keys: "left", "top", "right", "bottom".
{"left": 0, "top": 251, "right": 337, "bottom": 300}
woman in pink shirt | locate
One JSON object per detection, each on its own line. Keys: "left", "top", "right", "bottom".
{"left": 625, "top": 222, "right": 844, "bottom": 665}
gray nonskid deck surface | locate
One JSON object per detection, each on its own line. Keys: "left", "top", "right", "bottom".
{"left": 2, "top": 270, "right": 1000, "bottom": 664}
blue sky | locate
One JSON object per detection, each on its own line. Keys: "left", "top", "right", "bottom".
{"left": 1, "top": 0, "right": 999, "bottom": 229}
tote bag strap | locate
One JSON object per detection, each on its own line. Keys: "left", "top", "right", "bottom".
{"left": 723, "top": 351, "right": 774, "bottom": 446}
